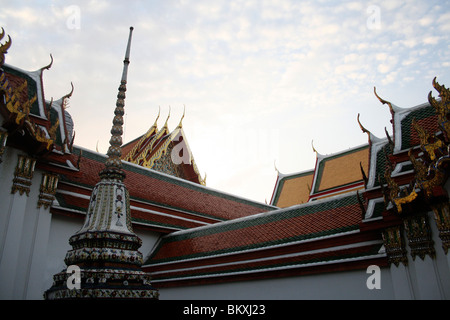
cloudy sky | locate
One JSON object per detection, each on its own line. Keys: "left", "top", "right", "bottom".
{"left": 1, "top": 0, "right": 450, "bottom": 204}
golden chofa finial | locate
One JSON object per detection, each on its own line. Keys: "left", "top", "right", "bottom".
{"left": 63, "top": 82, "right": 74, "bottom": 99}
{"left": 177, "top": 105, "right": 186, "bottom": 128}
{"left": 429, "top": 77, "right": 450, "bottom": 120}
{"left": 431, "top": 76, "right": 449, "bottom": 97}
{"left": 311, "top": 140, "right": 319, "bottom": 154}
{"left": 163, "top": 106, "right": 171, "bottom": 128}
{"left": 374, "top": 86, "right": 401, "bottom": 115}
{"left": 0, "top": 27, "right": 12, "bottom": 66}
{"left": 40, "top": 54, "right": 54, "bottom": 71}
{"left": 274, "top": 160, "right": 279, "bottom": 174}
{"left": 152, "top": 106, "right": 161, "bottom": 128}
{"left": 357, "top": 113, "right": 371, "bottom": 138}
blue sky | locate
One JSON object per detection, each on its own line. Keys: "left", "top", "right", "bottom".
{"left": 1, "top": 0, "right": 450, "bottom": 203}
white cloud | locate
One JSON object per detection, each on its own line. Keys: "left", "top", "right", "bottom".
{"left": 2, "top": 0, "right": 450, "bottom": 202}
{"left": 423, "top": 36, "right": 440, "bottom": 45}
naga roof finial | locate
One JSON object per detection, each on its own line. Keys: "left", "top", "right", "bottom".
{"left": 374, "top": 86, "right": 403, "bottom": 115}
{"left": 311, "top": 140, "right": 319, "bottom": 154}
{"left": 0, "top": 27, "right": 12, "bottom": 66}
{"left": 177, "top": 105, "right": 186, "bottom": 128}
{"left": 40, "top": 54, "right": 53, "bottom": 71}
{"left": 357, "top": 113, "right": 371, "bottom": 138}
{"left": 151, "top": 106, "right": 160, "bottom": 129}
{"left": 163, "top": 106, "right": 171, "bottom": 129}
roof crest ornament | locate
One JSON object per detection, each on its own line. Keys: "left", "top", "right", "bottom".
{"left": 62, "top": 82, "right": 74, "bottom": 108}
{"left": 385, "top": 127, "right": 394, "bottom": 146}
{"left": 153, "top": 105, "right": 160, "bottom": 127}
{"left": 164, "top": 106, "right": 171, "bottom": 128}
{"left": 429, "top": 77, "right": 450, "bottom": 138}
{"left": 357, "top": 113, "right": 371, "bottom": 138}
{"left": 311, "top": 139, "right": 318, "bottom": 154}
{"left": 357, "top": 113, "right": 382, "bottom": 144}
{"left": 0, "top": 27, "right": 12, "bottom": 66}
{"left": 274, "top": 160, "right": 286, "bottom": 179}
{"left": 311, "top": 139, "right": 326, "bottom": 160}
{"left": 177, "top": 105, "right": 185, "bottom": 128}
{"left": 40, "top": 53, "right": 53, "bottom": 72}
{"left": 374, "top": 86, "right": 404, "bottom": 114}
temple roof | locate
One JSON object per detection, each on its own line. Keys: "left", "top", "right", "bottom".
{"left": 271, "top": 144, "right": 370, "bottom": 208}
{"left": 121, "top": 110, "right": 205, "bottom": 185}
{"left": 358, "top": 81, "right": 448, "bottom": 223}
{"left": 1, "top": 60, "right": 75, "bottom": 158}
{"left": 270, "top": 169, "right": 314, "bottom": 207}
{"left": 53, "top": 146, "right": 275, "bottom": 233}
{"left": 143, "top": 191, "right": 385, "bottom": 286}
{"left": 309, "top": 144, "right": 370, "bottom": 201}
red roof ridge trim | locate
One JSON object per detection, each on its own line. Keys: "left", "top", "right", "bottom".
{"left": 144, "top": 229, "right": 362, "bottom": 268}
{"left": 130, "top": 204, "right": 211, "bottom": 227}
{"left": 54, "top": 189, "right": 218, "bottom": 228}
{"left": 74, "top": 145, "right": 274, "bottom": 211}
{"left": 148, "top": 239, "right": 383, "bottom": 276}
{"left": 124, "top": 159, "right": 276, "bottom": 210}
{"left": 130, "top": 194, "right": 224, "bottom": 223}
{"left": 150, "top": 250, "right": 385, "bottom": 284}
{"left": 162, "top": 190, "right": 360, "bottom": 239}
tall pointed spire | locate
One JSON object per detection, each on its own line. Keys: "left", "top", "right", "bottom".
{"left": 100, "top": 26, "right": 133, "bottom": 181}
{"left": 45, "top": 27, "right": 159, "bottom": 300}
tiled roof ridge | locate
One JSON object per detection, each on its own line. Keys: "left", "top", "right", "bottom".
{"left": 270, "top": 169, "right": 314, "bottom": 206}
{"left": 278, "top": 168, "right": 314, "bottom": 181}
{"left": 144, "top": 229, "right": 363, "bottom": 268}
{"left": 315, "top": 142, "right": 370, "bottom": 162}
{"left": 3, "top": 63, "right": 47, "bottom": 118}
{"left": 73, "top": 145, "right": 275, "bottom": 211}
{"left": 309, "top": 143, "right": 370, "bottom": 197}
{"left": 158, "top": 190, "right": 360, "bottom": 241}
{"left": 149, "top": 249, "right": 385, "bottom": 284}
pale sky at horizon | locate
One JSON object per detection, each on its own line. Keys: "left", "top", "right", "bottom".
{"left": 1, "top": 0, "right": 449, "bottom": 204}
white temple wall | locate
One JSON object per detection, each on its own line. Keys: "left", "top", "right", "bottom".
{"left": 0, "top": 141, "right": 448, "bottom": 300}
{"left": 157, "top": 267, "right": 395, "bottom": 300}
{"left": 0, "top": 144, "right": 164, "bottom": 299}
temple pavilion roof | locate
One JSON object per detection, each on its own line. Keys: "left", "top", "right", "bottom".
{"left": 53, "top": 146, "right": 275, "bottom": 233}
{"left": 143, "top": 191, "right": 385, "bottom": 287}
{"left": 121, "top": 109, "right": 205, "bottom": 185}
{"left": 271, "top": 143, "right": 370, "bottom": 207}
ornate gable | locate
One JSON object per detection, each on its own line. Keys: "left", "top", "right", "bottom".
{"left": 121, "top": 109, "right": 205, "bottom": 185}
{"left": 0, "top": 28, "right": 75, "bottom": 161}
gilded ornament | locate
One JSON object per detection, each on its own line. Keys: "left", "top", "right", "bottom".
{"left": 11, "top": 155, "right": 36, "bottom": 196}
{"left": 431, "top": 202, "right": 450, "bottom": 254}
{"left": 0, "top": 27, "right": 11, "bottom": 66}
{"left": 382, "top": 226, "right": 408, "bottom": 266}
{"left": 404, "top": 214, "right": 435, "bottom": 260}
{"left": 412, "top": 119, "right": 445, "bottom": 161}
{"left": 428, "top": 77, "right": 450, "bottom": 139}
{"left": 37, "top": 173, "right": 59, "bottom": 209}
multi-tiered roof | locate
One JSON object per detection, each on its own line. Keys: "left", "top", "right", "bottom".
{"left": 121, "top": 107, "right": 205, "bottom": 185}
{"left": 142, "top": 80, "right": 450, "bottom": 288}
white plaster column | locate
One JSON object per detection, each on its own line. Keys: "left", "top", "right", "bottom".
{"left": 382, "top": 226, "right": 415, "bottom": 299}
{"left": 0, "top": 155, "right": 36, "bottom": 299}
{"left": 389, "top": 262, "right": 415, "bottom": 299}
{"left": 404, "top": 212, "right": 447, "bottom": 299}
{"left": 411, "top": 256, "right": 445, "bottom": 299}
{"left": 24, "top": 173, "right": 58, "bottom": 299}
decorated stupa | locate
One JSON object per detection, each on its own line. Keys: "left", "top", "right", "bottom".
{"left": 44, "top": 27, "right": 159, "bottom": 299}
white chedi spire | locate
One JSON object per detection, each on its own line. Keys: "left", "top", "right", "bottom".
{"left": 44, "top": 27, "right": 159, "bottom": 300}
